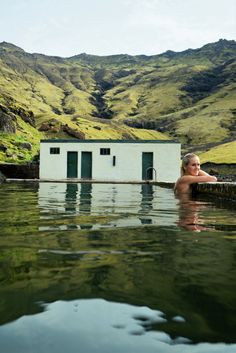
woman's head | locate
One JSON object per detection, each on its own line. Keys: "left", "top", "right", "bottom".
{"left": 181, "top": 153, "right": 200, "bottom": 176}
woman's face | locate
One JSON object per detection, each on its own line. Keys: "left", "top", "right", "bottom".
{"left": 185, "top": 156, "right": 200, "bottom": 176}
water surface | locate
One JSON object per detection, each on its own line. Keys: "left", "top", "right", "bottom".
{"left": 0, "top": 182, "right": 236, "bottom": 353}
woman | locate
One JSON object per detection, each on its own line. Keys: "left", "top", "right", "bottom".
{"left": 174, "top": 153, "right": 217, "bottom": 194}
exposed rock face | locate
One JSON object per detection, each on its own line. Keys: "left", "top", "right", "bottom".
{"left": 15, "top": 142, "right": 32, "bottom": 150}
{"left": 0, "top": 171, "right": 6, "bottom": 183}
{"left": 39, "top": 119, "right": 61, "bottom": 132}
{"left": 0, "top": 108, "right": 16, "bottom": 133}
{"left": 62, "top": 125, "right": 85, "bottom": 139}
{"left": 38, "top": 122, "right": 51, "bottom": 132}
{"left": 38, "top": 120, "right": 85, "bottom": 139}
{"left": 14, "top": 107, "right": 35, "bottom": 127}
{"left": 0, "top": 104, "right": 35, "bottom": 132}
{"left": 0, "top": 144, "right": 8, "bottom": 152}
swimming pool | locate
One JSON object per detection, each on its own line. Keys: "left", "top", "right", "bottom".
{"left": 0, "top": 182, "right": 235, "bottom": 352}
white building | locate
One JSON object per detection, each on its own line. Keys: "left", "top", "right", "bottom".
{"left": 39, "top": 139, "right": 180, "bottom": 183}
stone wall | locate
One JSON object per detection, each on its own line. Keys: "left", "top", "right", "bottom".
{"left": 0, "top": 163, "right": 39, "bottom": 179}
{"left": 0, "top": 171, "right": 6, "bottom": 183}
{"left": 196, "top": 182, "right": 236, "bottom": 200}
{"left": 202, "top": 163, "right": 236, "bottom": 182}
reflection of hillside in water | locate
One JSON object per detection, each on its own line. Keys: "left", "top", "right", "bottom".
{"left": 38, "top": 183, "right": 179, "bottom": 230}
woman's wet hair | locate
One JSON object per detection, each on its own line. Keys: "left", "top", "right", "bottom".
{"left": 181, "top": 153, "right": 198, "bottom": 175}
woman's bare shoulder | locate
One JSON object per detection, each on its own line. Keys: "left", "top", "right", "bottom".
{"left": 174, "top": 177, "right": 191, "bottom": 194}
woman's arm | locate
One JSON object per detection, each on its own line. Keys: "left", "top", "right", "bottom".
{"left": 198, "top": 169, "right": 212, "bottom": 177}
{"left": 174, "top": 174, "right": 217, "bottom": 194}
{"left": 181, "top": 174, "right": 217, "bottom": 185}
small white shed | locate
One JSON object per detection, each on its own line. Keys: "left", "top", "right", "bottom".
{"left": 39, "top": 139, "right": 181, "bottom": 183}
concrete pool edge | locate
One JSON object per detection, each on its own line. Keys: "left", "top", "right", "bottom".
{"left": 3, "top": 178, "right": 236, "bottom": 200}
{"left": 195, "top": 182, "right": 236, "bottom": 200}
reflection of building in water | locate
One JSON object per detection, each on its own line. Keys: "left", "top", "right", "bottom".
{"left": 38, "top": 182, "right": 179, "bottom": 229}
{"left": 39, "top": 182, "right": 66, "bottom": 213}
{"left": 65, "top": 183, "right": 78, "bottom": 213}
{"left": 79, "top": 183, "right": 92, "bottom": 214}
{"left": 139, "top": 184, "right": 154, "bottom": 224}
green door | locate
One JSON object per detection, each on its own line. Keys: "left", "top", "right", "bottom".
{"left": 142, "top": 152, "right": 153, "bottom": 180}
{"left": 67, "top": 152, "right": 78, "bottom": 178}
{"left": 81, "top": 152, "right": 92, "bottom": 179}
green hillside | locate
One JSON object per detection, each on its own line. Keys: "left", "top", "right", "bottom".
{"left": 0, "top": 39, "right": 235, "bottom": 165}
{"left": 199, "top": 141, "right": 236, "bottom": 164}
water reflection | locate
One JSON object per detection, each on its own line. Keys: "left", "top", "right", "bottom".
{"left": 0, "top": 299, "right": 235, "bottom": 353}
{"left": 175, "top": 193, "right": 212, "bottom": 232}
{"left": 139, "top": 184, "right": 154, "bottom": 224}
{"left": 0, "top": 182, "right": 236, "bottom": 353}
{"left": 38, "top": 183, "right": 179, "bottom": 230}
{"left": 65, "top": 183, "right": 78, "bottom": 213}
{"left": 79, "top": 183, "right": 92, "bottom": 214}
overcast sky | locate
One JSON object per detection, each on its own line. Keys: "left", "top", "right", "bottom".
{"left": 0, "top": 0, "right": 235, "bottom": 57}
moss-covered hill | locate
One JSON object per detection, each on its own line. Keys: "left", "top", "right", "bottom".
{"left": 0, "top": 39, "right": 235, "bottom": 164}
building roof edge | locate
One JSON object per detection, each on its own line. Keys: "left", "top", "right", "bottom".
{"left": 40, "top": 139, "right": 180, "bottom": 144}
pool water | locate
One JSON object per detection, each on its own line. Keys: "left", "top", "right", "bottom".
{"left": 0, "top": 182, "right": 236, "bottom": 353}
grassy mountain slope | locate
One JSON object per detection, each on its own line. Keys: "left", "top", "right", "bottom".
{"left": 0, "top": 39, "right": 235, "bottom": 164}
{"left": 199, "top": 141, "right": 236, "bottom": 164}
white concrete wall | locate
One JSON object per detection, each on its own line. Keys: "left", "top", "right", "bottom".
{"left": 40, "top": 143, "right": 68, "bottom": 180}
{"left": 40, "top": 141, "right": 180, "bottom": 182}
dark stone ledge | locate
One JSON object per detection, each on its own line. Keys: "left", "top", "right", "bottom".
{"left": 196, "top": 182, "right": 236, "bottom": 200}
{"left": 0, "top": 163, "right": 39, "bottom": 179}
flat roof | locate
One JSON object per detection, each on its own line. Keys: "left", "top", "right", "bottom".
{"left": 40, "top": 139, "right": 179, "bottom": 144}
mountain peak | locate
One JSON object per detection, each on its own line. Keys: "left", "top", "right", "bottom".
{"left": 0, "top": 41, "right": 25, "bottom": 53}
{"left": 202, "top": 38, "right": 236, "bottom": 50}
